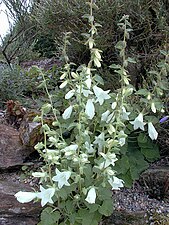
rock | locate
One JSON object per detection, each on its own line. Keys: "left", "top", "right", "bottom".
{"left": 21, "top": 57, "right": 62, "bottom": 71}
{"left": 140, "top": 166, "right": 169, "bottom": 199}
{"left": 0, "top": 216, "right": 39, "bottom": 225}
{"left": 19, "top": 112, "right": 53, "bottom": 148}
{"left": 103, "top": 210, "right": 146, "bottom": 225}
{"left": 0, "top": 173, "right": 41, "bottom": 224}
{"left": 19, "top": 112, "right": 42, "bottom": 148}
{"left": 0, "top": 124, "right": 34, "bottom": 169}
{"left": 106, "top": 166, "right": 169, "bottom": 225}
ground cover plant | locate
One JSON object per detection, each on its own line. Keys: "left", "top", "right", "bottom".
{"left": 14, "top": 1, "right": 169, "bottom": 224}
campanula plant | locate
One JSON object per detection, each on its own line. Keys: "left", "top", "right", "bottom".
{"left": 14, "top": 1, "right": 167, "bottom": 224}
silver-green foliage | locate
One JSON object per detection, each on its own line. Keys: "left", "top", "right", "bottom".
{"left": 14, "top": 1, "right": 168, "bottom": 225}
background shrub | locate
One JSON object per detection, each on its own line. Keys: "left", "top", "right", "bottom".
{"left": 31, "top": 0, "right": 168, "bottom": 89}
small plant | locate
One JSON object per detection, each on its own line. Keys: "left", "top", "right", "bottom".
{"left": 0, "top": 64, "right": 39, "bottom": 108}
{"left": 0, "top": 65, "right": 26, "bottom": 107}
{"left": 14, "top": 1, "right": 167, "bottom": 225}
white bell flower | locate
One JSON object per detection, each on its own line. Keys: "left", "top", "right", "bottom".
{"left": 108, "top": 176, "right": 124, "bottom": 190}
{"left": 101, "top": 110, "right": 110, "bottom": 122}
{"left": 65, "top": 90, "right": 75, "bottom": 99}
{"left": 85, "top": 141, "right": 94, "bottom": 153}
{"left": 85, "top": 99, "right": 95, "bottom": 119}
{"left": 52, "top": 169, "right": 71, "bottom": 189}
{"left": 76, "top": 85, "right": 93, "bottom": 97}
{"left": 63, "top": 144, "right": 78, "bottom": 157}
{"left": 85, "top": 75, "right": 92, "bottom": 89}
{"left": 15, "top": 191, "right": 37, "bottom": 203}
{"left": 93, "top": 132, "right": 105, "bottom": 152}
{"left": 151, "top": 102, "right": 156, "bottom": 113}
{"left": 121, "top": 106, "right": 130, "bottom": 120}
{"left": 130, "top": 113, "right": 146, "bottom": 130}
{"left": 100, "top": 152, "right": 118, "bottom": 168}
{"left": 59, "top": 80, "right": 68, "bottom": 89}
{"left": 118, "top": 130, "right": 127, "bottom": 146}
{"left": 37, "top": 186, "right": 55, "bottom": 207}
{"left": 85, "top": 187, "right": 96, "bottom": 204}
{"left": 93, "top": 85, "right": 111, "bottom": 105}
{"left": 148, "top": 122, "right": 158, "bottom": 140}
{"left": 32, "top": 172, "right": 46, "bottom": 178}
{"left": 62, "top": 105, "right": 73, "bottom": 120}
{"left": 111, "top": 102, "right": 117, "bottom": 109}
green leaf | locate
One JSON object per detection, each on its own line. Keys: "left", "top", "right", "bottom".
{"left": 115, "top": 41, "right": 126, "bottom": 50}
{"left": 39, "top": 207, "right": 61, "bottom": 225}
{"left": 37, "top": 80, "right": 46, "bottom": 89}
{"left": 57, "top": 187, "right": 68, "bottom": 200}
{"left": 86, "top": 203, "right": 99, "bottom": 213}
{"left": 128, "top": 153, "right": 149, "bottom": 180}
{"left": 82, "top": 212, "right": 101, "bottom": 225}
{"left": 65, "top": 200, "right": 75, "bottom": 213}
{"left": 98, "top": 187, "right": 112, "bottom": 201}
{"left": 137, "top": 133, "right": 148, "bottom": 144}
{"left": 114, "top": 155, "right": 130, "bottom": 174}
{"left": 21, "top": 165, "right": 28, "bottom": 171}
{"left": 41, "top": 103, "right": 52, "bottom": 114}
{"left": 98, "top": 199, "right": 113, "bottom": 216}
{"left": 78, "top": 209, "right": 99, "bottom": 225}
{"left": 141, "top": 146, "right": 160, "bottom": 162}
{"left": 84, "top": 165, "right": 93, "bottom": 186}
{"left": 42, "top": 124, "right": 51, "bottom": 132}
{"left": 109, "top": 64, "right": 121, "bottom": 69}
{"left": 94, "top": 74, "right": 104, "bottom": 85}
{"left": 127, "top": 57, "right": 136, "bottom": 63}
{"left": 120, "top": 170, "right": 133, "bottom": 187}
{"left": 136, "top": 89, "right": 149, "bottom": 96}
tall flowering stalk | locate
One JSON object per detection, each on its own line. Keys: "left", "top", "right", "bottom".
{"left": 15, "top": 1, "right": 163, "bottom": 224}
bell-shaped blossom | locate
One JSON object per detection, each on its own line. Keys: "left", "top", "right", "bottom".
{"left": 111, "top": 102, "right": 117, "bottom": 109}
{"left": 93, "top": 132, "right": 105, "bottom": 152}
{"left": 85, "top": 187, "right": 96, "bottom": 204}
{"left": 100, "top": 152, "right": 118, "bottom": 168}
{"left": 15, "top": 191, "right": 37, "bottom": 203}
{"left": 130, "top": 113, "right": 146, "bottom": 130}
{"left": 85, "top": 75, "right": 92, "bottom": 89}
{"left": 65, "top": 90, "right": 75, "bottom": 99}
{"left": 37, "top": 186, "right": 55, "bottom": 207}
{"left": 151, "top": 102, "right": 156, "bottom": 113}
{"left": 106, "top": 112, "right": 114, "bottom": 123}
{"left": 85, "top": 99, "right": 95, "bottom": 119}
{"left": 46, "top": 150, "right": 60, "bottom": 164}
{"left": 80, "top": 153, "right": 89, "bottom": 163}
{"left": 59, "top": 80, "right": 68, "bottom": 89}
{"left": 101, "top": 110, "right": 110, "bottom": 122}
{"left": 148, "top": 122, "right": 158, "bottom": 140}
{"left": 121, "top": 106, "right": 130, "bottom": 120}
{"left": 85, "top": 141, "right": 94, "bottom": 153}
{"left": 62, "top": 105, "right": 73, "bottom": 120}
{"left": 108, "top": 176, "right": 124, "bottom": 190}
{"left": 52, "top": 169, "right": 71, "bottom": 189}
{"left": 63, "top": 144, "right": 78, "bottom": 157}
{"left": 32, "top": 172, "right": 46, "bottom": 178}
{"left": 93, "top": 85, "right": 111, "bottom": 105}
{"left": 76, "top": 85, "right": 93, "bottom": 97}
{"left": 159, "top": 116, "right": 169, "bottom": 123}
{"left": 118, "top": 130, "right": 127, "bottom": 146}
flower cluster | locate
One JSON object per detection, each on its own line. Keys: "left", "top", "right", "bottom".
{"left": 14, "top": 3, "right": 164, "bottom": 225}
